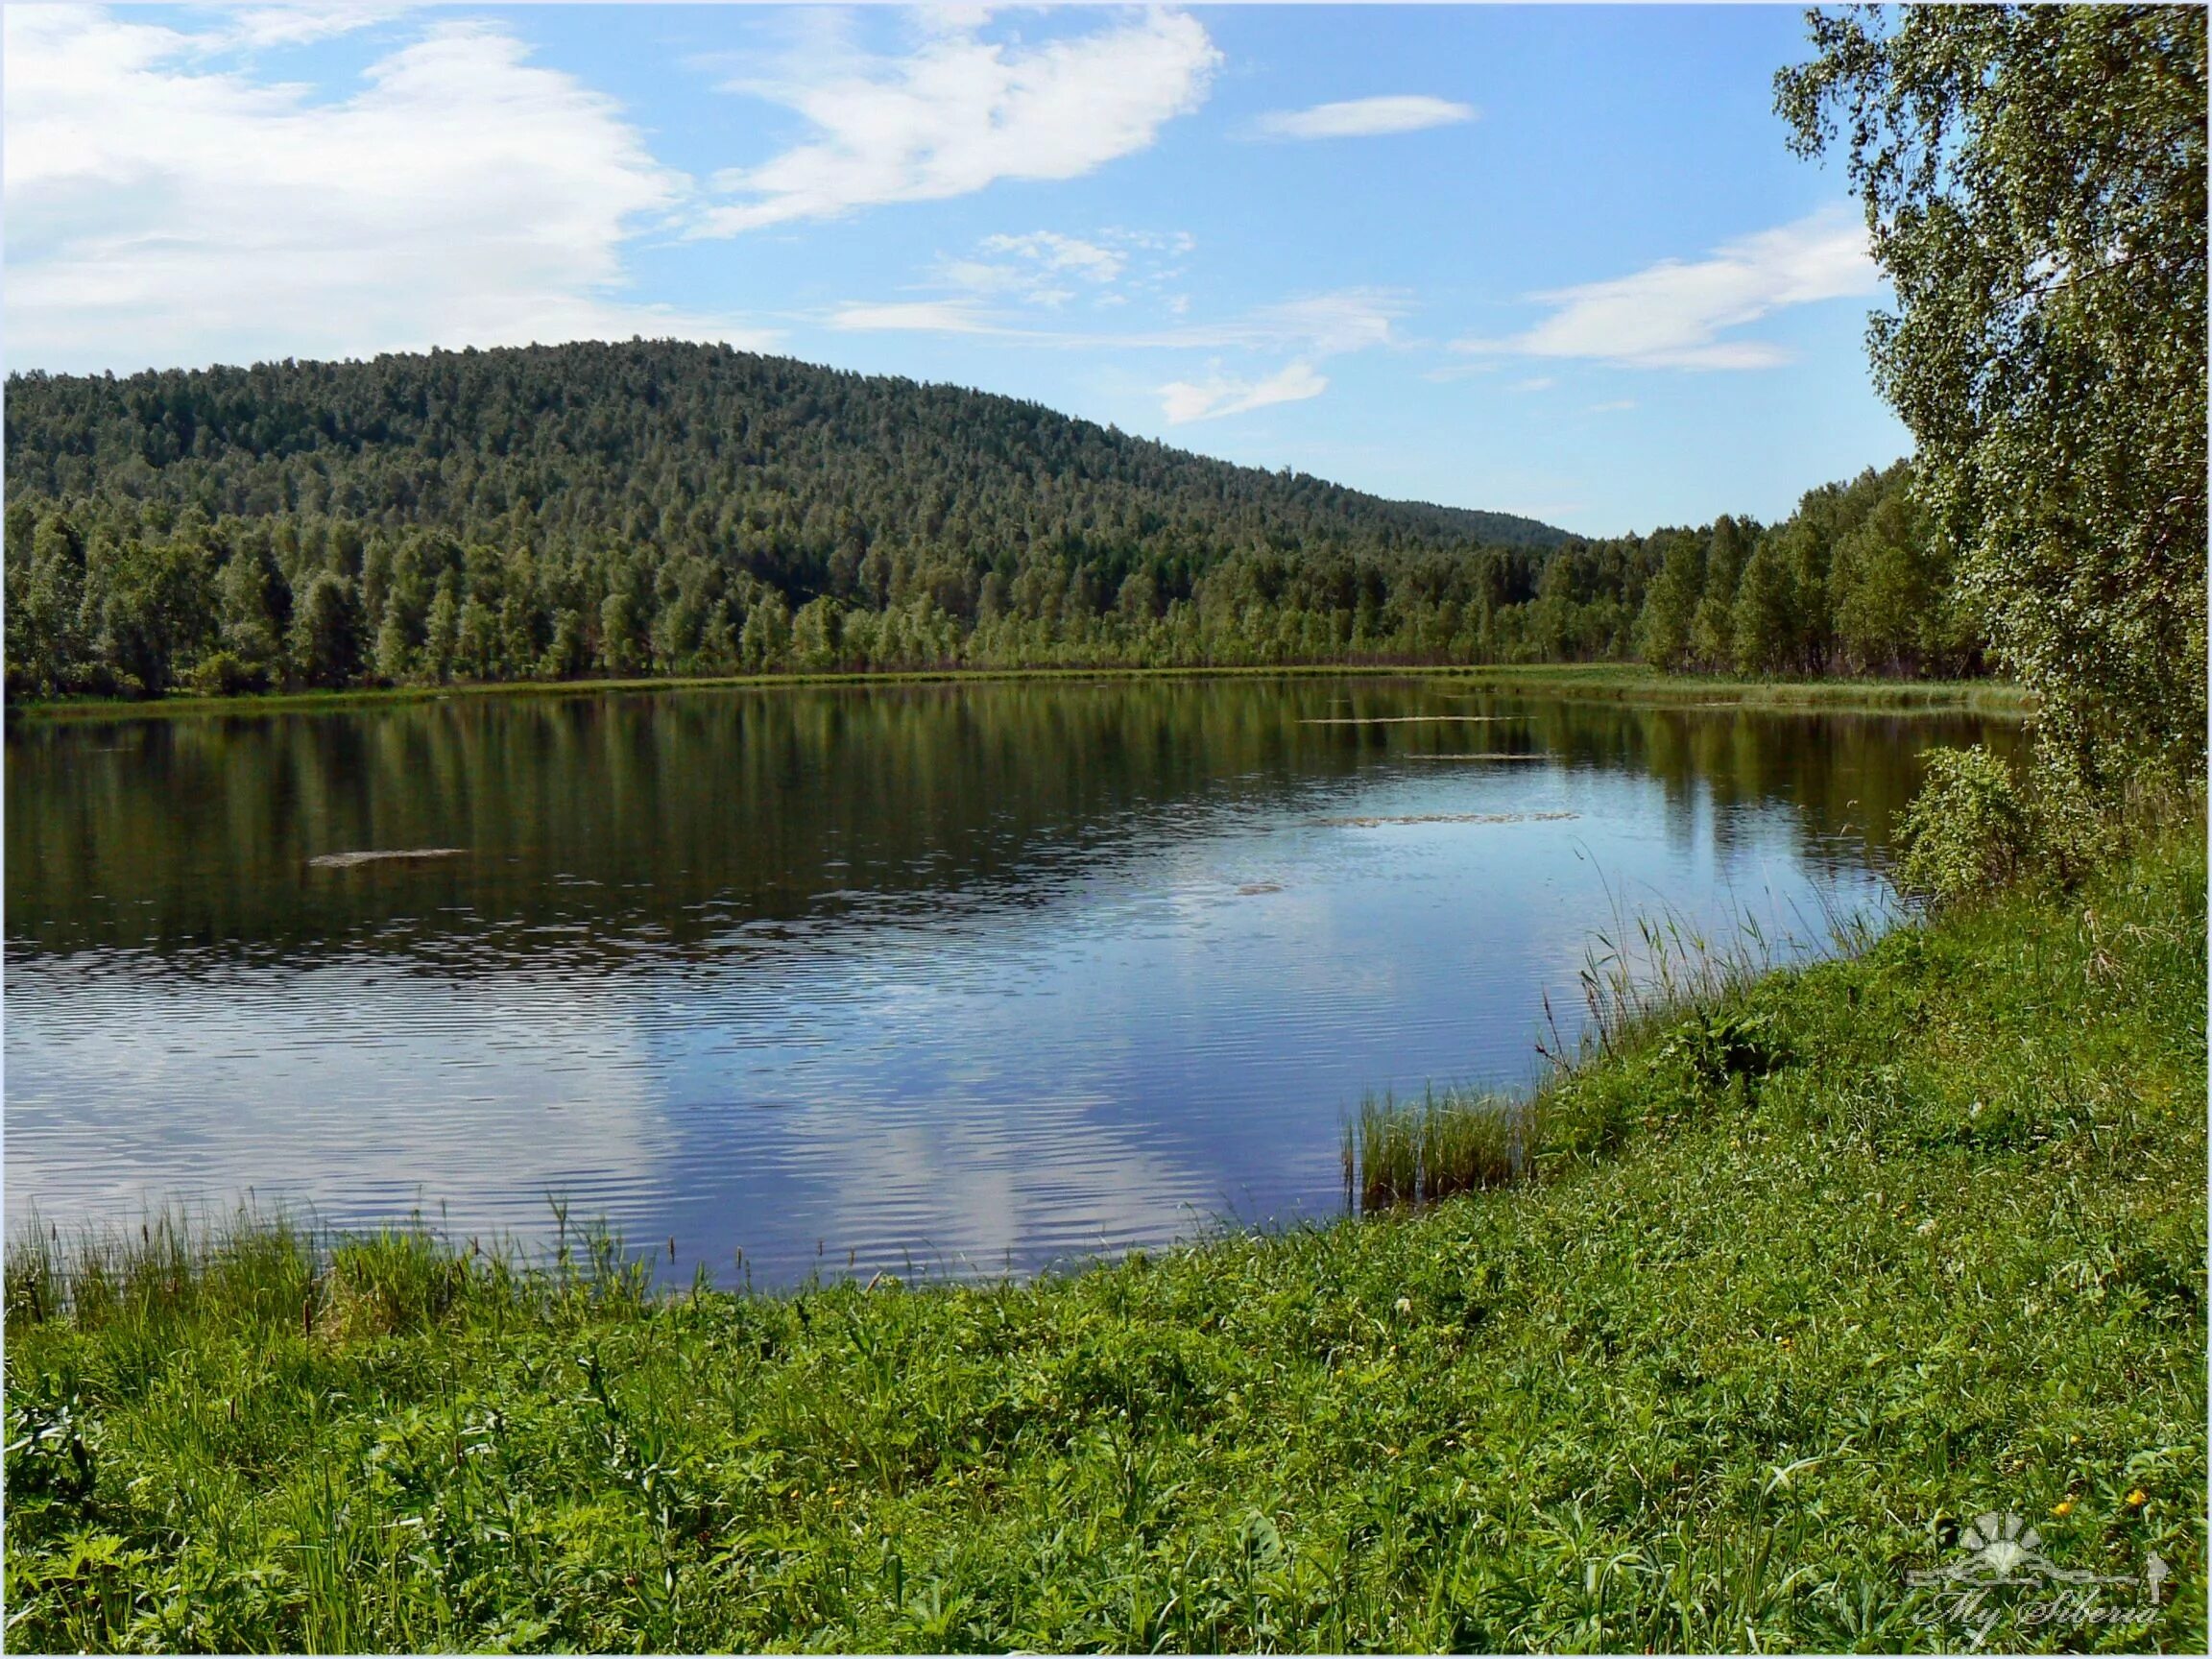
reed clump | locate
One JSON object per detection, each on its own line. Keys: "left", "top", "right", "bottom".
{"left": 1343, "top": 1088, "right": 1529, "bottom": 1213}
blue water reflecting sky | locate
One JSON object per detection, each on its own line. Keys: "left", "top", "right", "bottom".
{"left": 6, "top": 682, "right": 1988, "bottom": 1284}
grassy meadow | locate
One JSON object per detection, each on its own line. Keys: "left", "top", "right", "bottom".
{"left": 4, "top": 819, "right": 2200, "bottom": 1652}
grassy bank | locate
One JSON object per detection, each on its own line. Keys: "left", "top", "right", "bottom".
{"left": 6, "top": 829, "right": 2199, "bottom": 1652}
{"left": 4, "top": 661, "right": 2027, "bottom": 724}
{"left": 1429, "top": 662, "right": 2029, "bottom": 714}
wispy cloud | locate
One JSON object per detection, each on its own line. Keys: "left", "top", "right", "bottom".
{"left": 1251, "top": 93, "right": 1475, "bottom": 140}
{"left": 1159, "top": 361, "right": 1327, "bottom": 424}
{"left": 211, "top": 5, "right": 412, "bottom": 51}
{"left": 1453, "top": 205, "right": 1878, "bottom": 371}
{"left": 823, "top": 285, "right": 1407, "bottom": 359}
{"left": 4, "top": 7, "right": 773, "bottom": 372}
{"left": 698, "top": 10, "right": 1219, "bottom": 234}
{"left": 829, "top": 300, "right": 1000, "bottom": 335}
{"left": 981, "top": 230, "right": 1126, "bottom": 284}
{"left": 934, "top": 228, "right": 1194, "bottom": 308}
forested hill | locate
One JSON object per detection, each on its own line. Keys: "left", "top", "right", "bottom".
{"left": 4, "top": 340, "right": 1564, "bottom": 555}
{"left": 4, "top": 341, "right": 1972, "bottom": 699}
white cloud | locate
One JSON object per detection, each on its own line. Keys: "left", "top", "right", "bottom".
{"left": 5, "top": 7, "right": 775, "bottom": 372}
{"left": 830, "top": 300, "right": 1002, "bottom": 334}
{"left": 1513, "top": 375, "right": 1555, "bottom": 392}
{"left": 1454, "top": 205, "right": 1879, "bottom": 371}
{"left": 938, "top": 229, "right": 1130, "bottom": 307}
{"left": 931, "top": 226, "right": 1196, "bottom": 312}
{"left": 1252, "top": 94, "right": 1475, "bottom": 140}
{"left": 698, "top": 10, "right": 1219, "bottom": 234}
{"left": 981, "top": 230, "right": 1125, "bottom": 284}
{"left": 817, "top": 286, "right": 1406, "bottom": 361}
{"left": 1248, "top": 291, "right": 1400, "bottom": 355}
{"left": 1158, "top": 361, "right": 1327, "bottom": 424}
{"left": 212, "top": 5, "right": 412, "bottom": 51}
{"left": 1588, "top": 398, "right": 1636, "bottom": 413}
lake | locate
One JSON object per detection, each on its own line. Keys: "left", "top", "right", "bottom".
{"left": 3, "top": 677, "right": 2013, "bottom": 1285}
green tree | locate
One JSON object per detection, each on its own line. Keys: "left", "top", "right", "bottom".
{"left": 1779, "top": 4, "right": 2208, "bottom": 788}
{"left": 791, "top": 595, "right": 842, "bottom": 670}
{"left": 741, "top": 592, "right": 792, "bottom": 671}
{"left": 1691, "top": 516, "right": 1752, "bottom": 669}
{"left": 84, "top": 531, "right": 215, "bottom": 696}
{"left": 599, "top": 589, "right": 647, "bottom": 675}
{"left": 1829, "top": 473, "right": 1951, "bottom": 674}
{"left": 1729, "top": 538, "right": 1801, "bottom": 675}
{"left": 1637, "top": 531, "right": 1704, "bottom": 669}
{"left": 422, "top": 571, "right": 461, "bottom": 683}
{"left": 5, "top": 512, "right": 89, "bottom": 696}
{"left": 292, "top": 571, "right": 366, "bottom": 688}
{"left": 215, "top": 541, "right": 291, "bottom": 677}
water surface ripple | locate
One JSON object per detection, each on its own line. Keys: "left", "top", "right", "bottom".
{"left": 4, "top": 678, "right": 2012, "bottom": 1284}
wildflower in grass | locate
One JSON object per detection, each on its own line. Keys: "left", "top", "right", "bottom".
{"left": 2052, "top": 1499, "right": 2075, "bottom": 1516}
{"left": 1394, "top": 1296, "right": 1412, "bottom": 1314}
{"left": 2127, "top": 1488, "right": 2149, "bottom": 1507}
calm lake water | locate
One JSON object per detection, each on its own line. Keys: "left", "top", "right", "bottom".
{"left": 5, "top": 678, "right": 2013, "bottom": 1285}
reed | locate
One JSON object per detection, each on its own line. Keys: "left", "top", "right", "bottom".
{"left": 1556, "top": 877, "right": 1890, "bottom": 1066}
{"left": 1343, "top": 1087, "right": 1528, "bottom": 1213}
{"left": 2, "top": 1200, "right": 664, "bottom": 1351}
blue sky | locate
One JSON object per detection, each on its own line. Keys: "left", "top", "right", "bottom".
{"left": 4, "top": 3, "right": 1911, "bottom": 536}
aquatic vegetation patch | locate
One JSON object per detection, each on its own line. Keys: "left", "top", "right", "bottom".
{"left": 306, "top": 847, "right": 469, "bottom": 869}
{"left": 1308, "top": 809, "right": 1578, "bottom": 827}
{"left": 1298, "top": 714, "right": 1519, "bottom": 725}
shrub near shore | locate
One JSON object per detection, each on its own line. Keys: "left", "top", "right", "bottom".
{"left": 6, "top": 825, "right": 2203, "bottom": 1652}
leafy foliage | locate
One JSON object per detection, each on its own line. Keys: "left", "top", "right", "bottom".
{"left": 1778, "top": 4, "right": 2208, "bottom": 792}
{"left": 1892, "top": 744, "right": 2036, "bottom": 905}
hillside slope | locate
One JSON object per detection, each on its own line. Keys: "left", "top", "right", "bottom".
{"left": 3, "top": 340, "right": 1564, "bottom": 562}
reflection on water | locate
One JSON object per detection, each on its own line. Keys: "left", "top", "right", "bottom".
{"left": 5, "top": 678, "right": 2016, "bottom": 1283}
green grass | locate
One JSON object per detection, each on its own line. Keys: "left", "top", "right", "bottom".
{"left": 5, "top": 661, "right": 2026, "bottom": 724}
{"left": 5, "top": 825, "right": 2199, "bottom": 1652}
{"left": 1426, "top": 662, "right": 2031, "bottom": 714}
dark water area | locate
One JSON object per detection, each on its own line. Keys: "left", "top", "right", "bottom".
{"left": 4, "top": 677, "right": 2016, "bottom": 1285}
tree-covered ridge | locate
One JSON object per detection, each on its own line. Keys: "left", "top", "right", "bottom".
{"left": 5, "top": 341, "right": 1564, "bottom": 563}
{"left": 4, "top": 341, "right": 1973, "bottom": 699}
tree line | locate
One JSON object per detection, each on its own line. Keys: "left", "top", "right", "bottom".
{"left": 5, "top": 340, "right": 1978, "bottom": 699}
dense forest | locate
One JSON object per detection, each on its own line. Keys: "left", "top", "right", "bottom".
{"left": 3, "top": 341, "right": 1978, "bottom": 699}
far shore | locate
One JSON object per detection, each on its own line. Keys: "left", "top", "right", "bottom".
{"left": 4, "top": 661, "right": 2032, "bottom": 724}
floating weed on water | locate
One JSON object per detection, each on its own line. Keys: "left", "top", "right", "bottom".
{"left": 306, "top": 848, "right": 469, "bottom": 870}
{"left": 1309, "top": 810, "right": 1578, "bottom": 828}
{"left": 1297, "top": 715, "right": 1518, "bottom": 725}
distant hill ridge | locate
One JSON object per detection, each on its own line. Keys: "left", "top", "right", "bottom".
{"left": 3, "top": 340, "right": 1569, "bottom": 563}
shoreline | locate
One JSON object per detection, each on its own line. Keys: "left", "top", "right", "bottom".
{"left": 6, "top": 661, "right": 2031, "bottom": 724}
